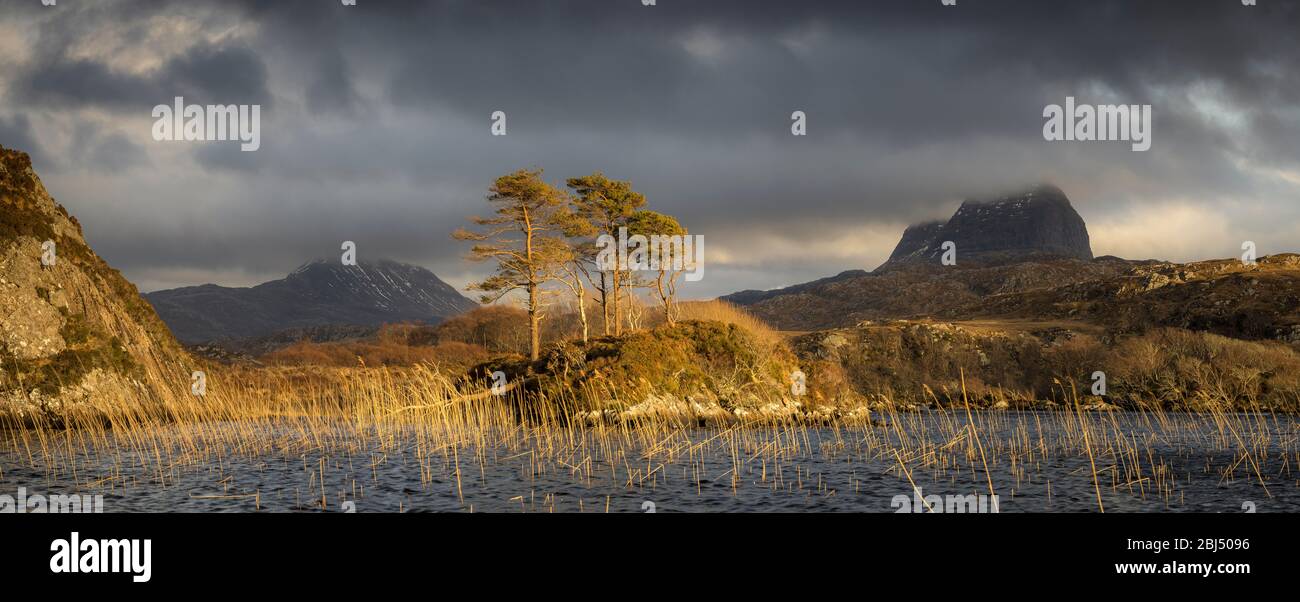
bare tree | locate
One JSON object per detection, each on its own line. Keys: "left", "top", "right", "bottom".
{"left": 556, "top": 239, "right": 597, "bottom": 344}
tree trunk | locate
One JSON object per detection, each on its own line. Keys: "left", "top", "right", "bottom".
{"left": 528, "top": 282, "right": 540, "bottom": 360}
{"left": 575, "top": 276, "right": 589, "bottom": 344}
{"left": 599, "top": 272, "right": 610, "bottom": 335}
{"left": 578, "top": 298, "right": 589, "bottom": 343}
{"left": 656, "top": 271, "right": 673, "bottom": 326}
{"left": 612, "top": 270, "right": 623, "bottom": 335}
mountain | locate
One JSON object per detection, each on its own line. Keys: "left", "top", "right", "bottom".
{"left": 146, "top": 259, "right": 479, "bottom": 344}
{"left": 721, "top": 181, "right": 1300, "bottom": 342}
{"left": 880, "top": 184, "right": 1092, "bottom": 269}
{"left": 885, "top": 220, "right": 947, "bottom": 264}
{"left": 0, "top": 145, "right": 187, "bottom": 414}
{"left": 720, "top": 184, "right": 1295, "bottom": 342}
{"left": 721, "top": 184, "right": 1103, "bottom": 329}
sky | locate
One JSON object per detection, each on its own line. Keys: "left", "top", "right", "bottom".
{"left": 1, "top": 0, "right": 1298, "bottom": 300}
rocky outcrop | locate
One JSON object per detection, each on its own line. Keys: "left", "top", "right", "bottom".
{"left": 885, "top": 220, "right": 946, "bottom": 263}
{"left": 880, "top": 184, "right": 1092, "bottom": 268}
{"left": 0, "top": 145, "right": 188, "bottom": 417}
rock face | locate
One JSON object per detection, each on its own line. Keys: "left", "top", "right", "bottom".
{"left": 0, "top": 145, "right": 187, "bottom": 415}
{"left": 880, "top": 184, "right": 1092, "bottom": 268}
{"left": 885, "top": 220, "right": 947, "bottom": 263}
{"left": 145, "top": 259, "right": 479, "bottom": 344}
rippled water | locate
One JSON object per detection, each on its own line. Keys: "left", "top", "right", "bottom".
{"left": 2, "top": 412, "right": 1296, "bottom": 513}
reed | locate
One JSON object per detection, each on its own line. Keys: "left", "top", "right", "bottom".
{"left": 1, "top": 333, "right": 1296, "bottom": 512}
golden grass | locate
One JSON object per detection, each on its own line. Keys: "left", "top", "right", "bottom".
{"left": 1, "top": 351, "right": 1295, "bottom": 512}
{"left": 804, "top": 322, "right": 1300, "bottom": 411}
{"left": 1, "top": 312, "right": 1296, "bottom": 512}
{"left": 668, "top": 300, "right": 782, "bottom": 348}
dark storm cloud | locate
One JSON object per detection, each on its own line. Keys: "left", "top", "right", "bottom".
{"left": 304, "top": 49, "right": 361, "bottom": 116}
{"left": 10, "top": 1, "right": 1300, "bottom": 148}
{"left": 0, "top": 115, "right": 48, "bottom": 168}
{"left": 2, "top": 0, "right": 1298, "bottom": 296}
{"left": 368, "top": 1, "right": 1300, "bottom": 139}
{"left": 12, "top": 41, "right": 271, "bottom": 111}
{"left": 68, "top": 122, "right": 149, "bottom": 172}
{"left": 193, "top": 139, "right": 265, "bottom": 172}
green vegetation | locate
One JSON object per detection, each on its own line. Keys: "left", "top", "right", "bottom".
{"left": 1, "top": 314, "right": 140, "bottom": 398}
{"left": 481, "top": 319, "right": 796, "bottom": 411}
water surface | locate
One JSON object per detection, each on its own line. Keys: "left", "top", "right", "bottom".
{"left": 2, "top": 412, "right": 1295, "bottom": 513}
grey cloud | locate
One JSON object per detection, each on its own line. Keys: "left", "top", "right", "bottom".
{"left": 13, "top": 42, "right": 270, "bottom": 110}
{"left": 74, "top": 127, "right": 149, "bottom": 173}
{"left": 0, "top": 114, "right": 49, "bottom": 169}
{"left": 10, "top": 0, "right": 271, "bottom": 113}
{"left": 193, "top": 140, "right": 265, "bottom": 173}
{"left": 2, "top": 0, "right": 1299, "bottom": 297}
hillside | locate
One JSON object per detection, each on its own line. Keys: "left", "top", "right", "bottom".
{"left": 943, "top": 254, "right": 1300, "bottom": 342}
{"left": 790, "top": 319, "right": 1300, "bottom": 412}
{"left": 725, "top": 256, "right": 1134, "bottom": 331}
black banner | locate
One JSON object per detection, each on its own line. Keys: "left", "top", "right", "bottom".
{"left": 3, "top": 512, "right": 1285, "bottom": 592}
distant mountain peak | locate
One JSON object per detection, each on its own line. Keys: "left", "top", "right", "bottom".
{"left": 719, "top": 184, "right": 1099, "bottom": 329}
{"left": 146, "top": 258, "right": 477, "bottom": 344}
{"left": 880, "top": 184, "right": 1092, "bottom": 269}
{"left": 292, "top": 257, "right": 404, "bottom": 270}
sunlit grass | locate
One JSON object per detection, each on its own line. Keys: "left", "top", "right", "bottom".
{"left": 1, "top": 355, "right": 1295, "bottom": 512}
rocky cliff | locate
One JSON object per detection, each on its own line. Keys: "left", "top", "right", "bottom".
{"left": 0, "top": 145, "right": 187, "bottom": 417}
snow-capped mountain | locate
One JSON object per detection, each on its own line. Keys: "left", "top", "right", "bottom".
{"left": 145, "top": 259, "right": 478, "bottom": 344}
